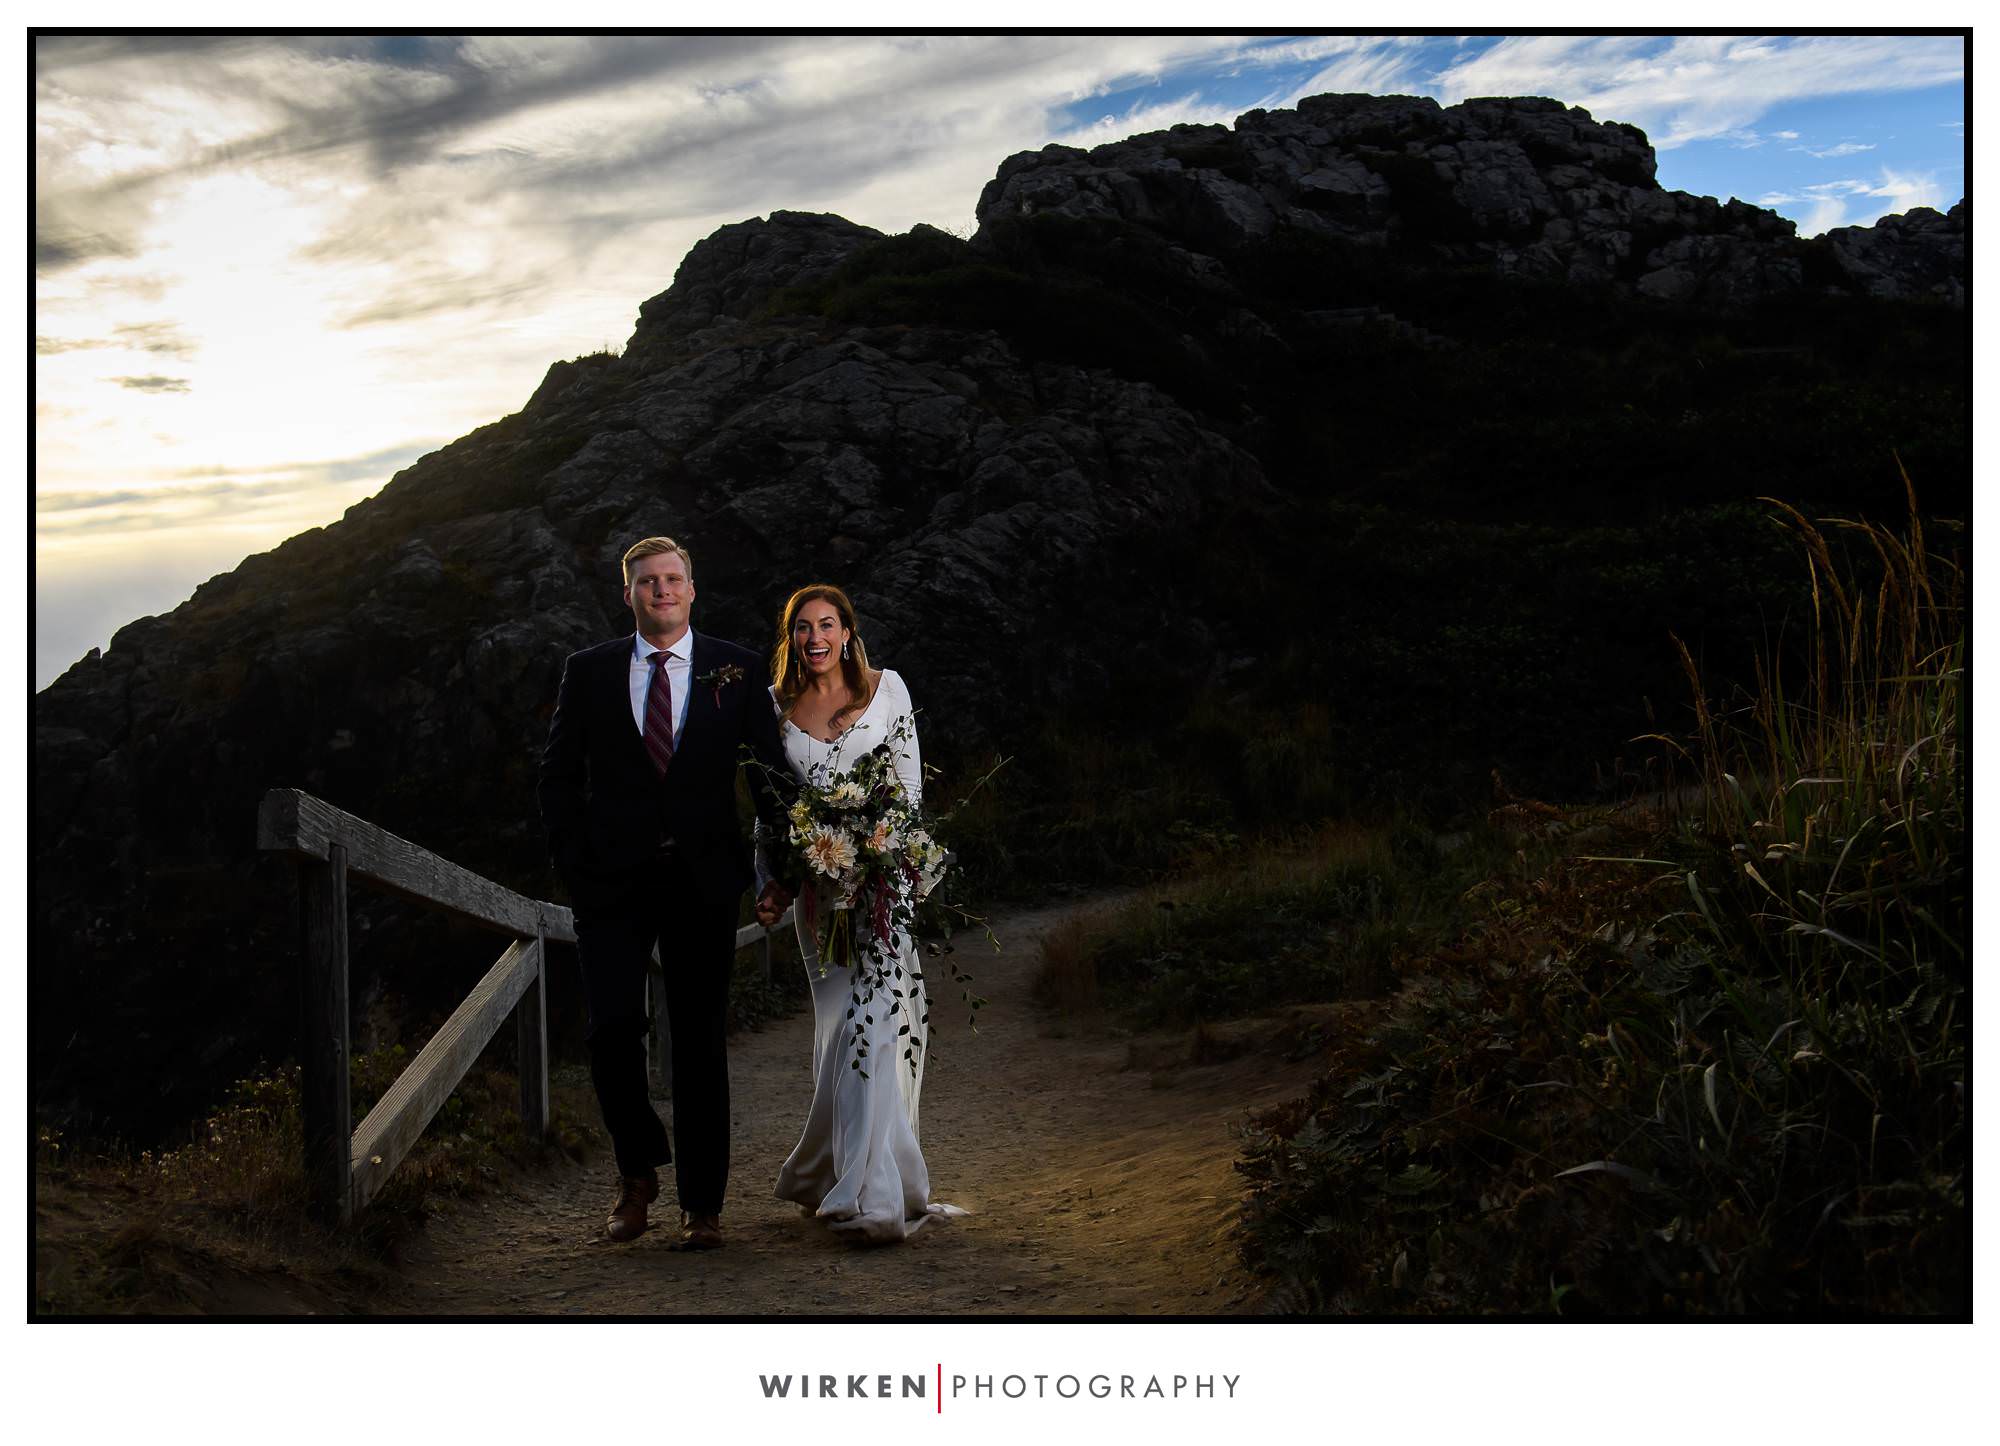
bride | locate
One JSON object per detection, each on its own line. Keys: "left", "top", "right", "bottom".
{"left": 754, "top": 584, "right": 959, "bottom": 1242}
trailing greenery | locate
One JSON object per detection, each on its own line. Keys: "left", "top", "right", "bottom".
{"left": 1231, "top": 488, "right": 1965, "bottom": 1314}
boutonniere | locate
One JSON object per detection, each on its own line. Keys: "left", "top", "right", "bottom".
{"left": 696, "top": 663, "right": 746, "bottom": 707}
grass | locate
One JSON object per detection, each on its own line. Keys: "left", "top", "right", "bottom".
{"left": 35, "top": 936, "right": 808, "bottom": 1316}
{"left": 1228, "top": 484, "right": 1966, "bottom": 1314}
{"left": 1034, "top": 820, "right": 1556, "bottom": 1028}
{"left": 33, "top": 1048, "right": 600, "bottom": 1315}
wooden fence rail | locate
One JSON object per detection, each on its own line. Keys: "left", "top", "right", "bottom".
{"left": 257, "top": 788, "right": 793, "bottom": 1222}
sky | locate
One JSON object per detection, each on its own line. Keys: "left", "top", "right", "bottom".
{"left": 31, "top": 32, "right": 1967, "bottom": 689}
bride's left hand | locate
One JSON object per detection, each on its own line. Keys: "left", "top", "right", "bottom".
{"left": 755, "top": 880, "right": 793, "bottom": 927}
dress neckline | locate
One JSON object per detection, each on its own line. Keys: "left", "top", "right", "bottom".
{"left": 782, "top": 672, "right": 890, "bottom": 745}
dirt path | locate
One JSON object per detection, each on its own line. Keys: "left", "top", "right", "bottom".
{"left": 382, "top": 897, "right": 1327, "bottom": 1316}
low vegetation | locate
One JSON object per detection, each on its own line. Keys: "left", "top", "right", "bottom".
{"left": 34, "top": 939, "right": 804, "bottom": 1315}
{"left": 1033, "top": 820, "right": 1551, "bottom": 1025}
{"left": 34, "top": 1049, "right": 586, "bottom": 1314}
{"left": 1241, "top": 488, "right": 1964, "bottom": 1314}
{"left": 1039, "top": 487, "right": 1966, "bottom": 1314}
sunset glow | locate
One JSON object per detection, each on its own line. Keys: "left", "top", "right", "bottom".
{"left": 33, "top": 33, "right": 1965, "bottom": 686}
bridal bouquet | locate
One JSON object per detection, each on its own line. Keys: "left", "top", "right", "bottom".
{"left": 783, "top": 713, "right": 949, "bottom": 980}
{"left": 758, "top": 712, "right": 1000, "bottom": 1080}
{"left": 752, "top": 720, "right": 1000, "bottom": 1080}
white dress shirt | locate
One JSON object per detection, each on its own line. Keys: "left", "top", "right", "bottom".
{"left": 628, "top": 631, "right": 692, "bottom": 749}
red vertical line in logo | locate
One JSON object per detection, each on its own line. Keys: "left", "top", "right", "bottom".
{"left": 937, "top": 1363, "right": 942, "bottom": 1413}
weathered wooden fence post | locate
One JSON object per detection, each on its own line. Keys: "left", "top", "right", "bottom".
{"left": 260, "top": 788, "right": 581, "bottom": 1220}
{"left": 299, "top": 842, "right": 352, "bottom": 1224}
{"left": 518, "top": 924, "right": 550, "bottom": 1139}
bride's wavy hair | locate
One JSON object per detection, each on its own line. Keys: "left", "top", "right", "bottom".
{"left": 772, "top": 584, "right": 874, "bottom": 727}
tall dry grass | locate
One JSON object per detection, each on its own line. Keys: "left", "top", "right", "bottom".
{"left": 1633, "top": 474, "right": 1967, "bottom": 1304}
{"left": 1668, "top": 470, "right": 1964, "bottom": 984}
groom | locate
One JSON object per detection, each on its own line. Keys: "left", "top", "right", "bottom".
{"left": 538, "top": 536, "right": 792, "bottom": 1249}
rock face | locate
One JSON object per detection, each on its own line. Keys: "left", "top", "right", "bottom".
{"left": 1823, "top": 203, "right": 1967, "bottom": 306}
{"left": 31, "top": 92, "right": 1966, "bottom": 1138}
{"left": 625, "top": 210, "right": 885, "bottom": 359}
{"left": 33, "top": 220, "right": 1270, "bottom": 1135}
{"left": 974, "top": 93, "right": 1955, "bottom": 309}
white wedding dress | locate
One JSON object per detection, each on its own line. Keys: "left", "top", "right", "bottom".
{"left": 769, "top": 669, "right": 961, "bottom": 1242}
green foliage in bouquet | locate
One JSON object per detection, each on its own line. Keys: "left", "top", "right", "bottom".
{"left": 755, "top": 716, "right": 1004, "bottom": 1079}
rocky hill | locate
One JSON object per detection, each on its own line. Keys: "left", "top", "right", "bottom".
{"left": 33, "top": 94, "right": 1966, "bottom": 1137}
{"left": 976, "top": 93, "right": 1963, "bottom": 307}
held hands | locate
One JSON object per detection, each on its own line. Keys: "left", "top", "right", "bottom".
{"left": 755, "top": 880, "right": 794, "bottom": 928}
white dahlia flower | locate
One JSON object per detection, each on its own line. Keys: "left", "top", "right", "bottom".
{"left": 803, "top": 827, "right": 858, "bottom": 879}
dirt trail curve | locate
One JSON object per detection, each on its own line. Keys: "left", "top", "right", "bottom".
{"left": 384, "top": 897, "right": 1325, "bottom": 1316}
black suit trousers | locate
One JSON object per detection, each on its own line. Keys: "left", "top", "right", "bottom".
{"left": 573, "top": 867, "right": 740, "bottom": 1213}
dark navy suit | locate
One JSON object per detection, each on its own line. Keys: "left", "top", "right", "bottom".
{"left": 537, "top": 630, "right": 789, "bottom": 1210}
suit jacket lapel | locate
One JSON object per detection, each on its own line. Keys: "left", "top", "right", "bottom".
{"left": 676, "top": 631, "right": 713, "bottom": 763}
{"left": 608, "top": 636, "right": 655, "bottom": 773}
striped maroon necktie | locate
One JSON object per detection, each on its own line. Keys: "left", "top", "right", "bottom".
{"left": 644, "top": 649, "right": 675, "bottom": 777}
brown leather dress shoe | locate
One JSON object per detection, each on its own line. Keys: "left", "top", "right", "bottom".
{"left": 669, "top": 1211, "right": 723, "bottom": 1251}
{"left": 606, "top": 1171, "right": 660, "bottom": 1242}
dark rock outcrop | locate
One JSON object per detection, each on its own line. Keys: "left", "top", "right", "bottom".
{"left": 32, "top": 92, "right": 1966, "bottom": 1138}
{"left": 974, "top": 93, "right": 1957, "bottom": 310}
{"left": 626, "top": 210, "right": 883, "bottom": 359}
{"left": 1823, "top": 202, "right": 1967, "bottom": 306}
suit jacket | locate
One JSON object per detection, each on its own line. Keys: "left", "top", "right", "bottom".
{"left": 536, "top": 630, "right": 789, "bottom": 909}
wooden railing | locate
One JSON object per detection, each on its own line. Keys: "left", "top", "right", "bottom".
{"left": 258, "top": 788, "right": 793, "bottom": 1222}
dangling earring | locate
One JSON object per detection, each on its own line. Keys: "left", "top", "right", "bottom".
{"left": 841, "top": 639, "right": 850, "bottom": 661}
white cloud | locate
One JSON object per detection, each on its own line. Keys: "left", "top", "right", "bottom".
{"left": 1051, "top": 92, "right": 1254, "bottom": 149}
{"left": 1799, "top": 196, "right": 1853, "bottom": 235}
{"left": 1783, "top": 166, "right": 1946, "bottom": 235}
{"left": 1866, "top": 166, "right": 1945, "bottom": 215}
{"left": 1805, "top": 141, "right": 1877, "bottom": 159}
{"left": 1432, "top": 34, "right": 1961, "bottom": 148}
{"left": 1284, "top": 39, "right": 1429, "bottom": 102}
{"left": 1215, "top": 35, "right": 1409, "bottom": 72}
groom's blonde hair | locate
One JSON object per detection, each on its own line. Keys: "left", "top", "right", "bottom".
{"left": 621, "top": 536, "right": 692, "bottom": 583}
